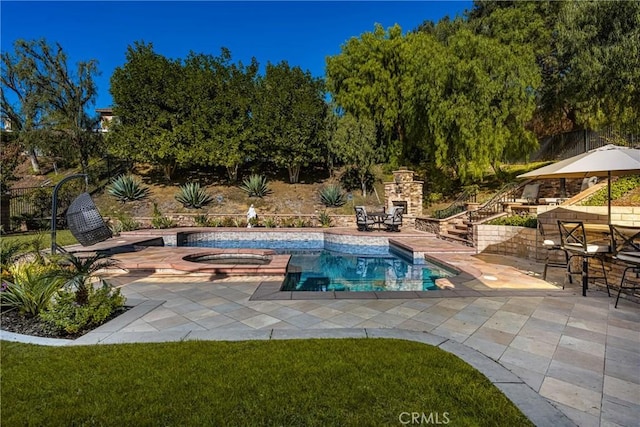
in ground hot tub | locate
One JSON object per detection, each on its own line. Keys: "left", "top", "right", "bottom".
{"left": 170, "top": 249, "right": 290, "bottom": 275}
{"left": 182, "top": 253, "right": 272, "bottom": 265}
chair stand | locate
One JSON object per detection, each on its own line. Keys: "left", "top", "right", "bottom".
{"left": 615, "top": 266, "right": 640, "bottom": 308}
{"left": 564, "top": 254, "right": 610, "bottom": 297}
{"left": 543, "top": 250, "right": 571, "bottom": 282}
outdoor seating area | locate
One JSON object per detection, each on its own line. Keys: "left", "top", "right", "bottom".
{"left": 558, "top": 220, "right": 611, "bottom": 297}
{"left": 354, "top": 206, "right": 403, "bottom": 232}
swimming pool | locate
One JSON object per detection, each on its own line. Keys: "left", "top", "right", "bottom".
{"left": 182, "top": 238, "right": 454, "bottom": 292}
{"left": 282, "top": 250, "right": 451, "bottom": 292}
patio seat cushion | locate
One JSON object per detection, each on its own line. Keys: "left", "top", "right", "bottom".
{"left": 564, "top": 242, "right": 610, "bottom": 254}
{"left": 617, "top": 251, "right": 640, "bottom": 264}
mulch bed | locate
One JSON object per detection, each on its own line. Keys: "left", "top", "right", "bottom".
{"left": 1, "top": 307, "right": 130, "bottom": 340}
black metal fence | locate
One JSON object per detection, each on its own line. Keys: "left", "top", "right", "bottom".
{"left": 533, "top": 128, "right": 639, "bottom": 161}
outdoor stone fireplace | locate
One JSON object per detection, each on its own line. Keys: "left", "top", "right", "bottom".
{"left": 384, "top": 168, "right": 423, "bottom": 216}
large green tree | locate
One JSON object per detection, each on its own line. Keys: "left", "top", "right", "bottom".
{"left": 253, "top": 61, "right": 327, "bottom": 183}
{"left": 329, "top": 113, "right": 378, "bottom": 196}
{"left": 554, "top": 1, "right": 640, "bottom": 132}
{"left": 326, "top": 24, "right": 407, "bottom": 164}
{"left": 184, "top": 49, "right": 259, "bottom": 182}
{"left": 405, "top": 29, "right": 540, "bottom": 182}
{"left": 1, "top": 39, "right": 100, "bottom": 175}
{"left": 109, "top": 42, "right": 186, "bottom": 180}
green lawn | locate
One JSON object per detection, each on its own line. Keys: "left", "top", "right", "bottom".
{"left": 0, "top": 230, "right": 78, "bottom": 250}
{"left": 1, "top": 339, "right": 533, "bottom": 426}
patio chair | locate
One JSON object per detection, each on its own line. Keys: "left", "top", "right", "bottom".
{"left": 538, "top": 221, "right": 571, "bottom": 282}
{"left": 383, "top": 206, "right": 403, "bottom": 232}
{"left": 609, "top": 225, "right": 640, "bottom": 308}
{"left": 354, "top": 206, "right": 375, "bottom": 231}
{"left": 66, "top": 192, "right": 113, "bottom": 246}
{"left": 558, "top": 220, "right": 610, "bottom": 295}
{"left": 580, "top": 176, "right": 598, "bottom": 192}
{"left": 514, "top": 183, "right": 540, "bottom": 204}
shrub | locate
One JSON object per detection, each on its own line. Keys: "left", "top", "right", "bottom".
{"left": 115, "top": 213, "right": 140, "bottom": 231}
{"left": 294, "top": 217, "right": 308, "bottom": 228}
{"left": 107, "top": 174, "right": 150, "bottom": 203}
{"left": 581, "top": 176, "right": 640, "bottom": 206}
{"left": 486, "top": 215, "right": 538, "bottom": 228}
{"left": 1, "top": 239, "right": 26, "bottom": 280}
{"left": 175, "top": 183, "right": 213, "bottom": 209}
{"left": 319, "top": 185, "right": 347, "bottom": 207}
{"left": 41, "top": 280, "right": 125, "bottom": 335}
{"left": 0, "top": 262, "right": 65, "bottom": 316}
{"left": 109, "top": 220, "right": 124, "bottom": 236}
{"left": 318, "top": 211, "right": 332, "bottom": 228}
{"left": 263, "top": 217, "right": 277, "bottom": 228}
{"left": 194, "top": 214, "right": 212, "bottom": 227}
{"left": 151, "top": 203, "right": 176, "bottom": 229}
{"left": 221, "top": 217, "right": 235, "bottom": 227}
{"left": 209, "top": 217, "right": 224, "bottom": 227}
{"left": 340, "top": 167, "right": 374, "bottom": 193}
{"left": 280, "top": 217, "right": 295, "bottom": 228}
{"left": 239, "top": 174, "right": 271, "bottom": 198}
{"left": 233, "top": 218, "right": 248, "bottom": 228}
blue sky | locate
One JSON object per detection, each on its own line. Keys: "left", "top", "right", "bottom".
{"left": 1, "top": 1, "right": 472, "bottom": 110}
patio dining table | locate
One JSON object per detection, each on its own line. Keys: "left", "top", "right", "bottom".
{"left": 369, "top": 211, "right": 387, "bottom": 231}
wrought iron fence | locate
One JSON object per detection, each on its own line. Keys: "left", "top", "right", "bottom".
{"left": 533, "top": 128, "right": 639, "bottom": 161}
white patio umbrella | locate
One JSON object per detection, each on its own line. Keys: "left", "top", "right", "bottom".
{"left": 518, "top": 144, "right": 640, "bottom": 223}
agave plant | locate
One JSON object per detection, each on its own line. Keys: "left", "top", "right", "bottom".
{"left": 239, "top": 174, "right": 271, "bottom": 198}
{"left": 319, "top": 185, "right": 347, "bottom": 207}
{"left": 175, "top": 183, "right": 213, "bottom": 209}
{"left": 318, "top": 210, "right": 332, "bottom": 228}
{"left": 107, "top": 174, "right": 150, "bottom": 203}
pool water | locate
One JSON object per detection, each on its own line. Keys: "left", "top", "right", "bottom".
{"left": 282, "top": 250, "right": 451, "bottom": 292}
{"left": 183, "top": 240, "right": 453, "bottom": 292}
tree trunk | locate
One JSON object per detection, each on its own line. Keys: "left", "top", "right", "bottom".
{"left": 162, "top": 161, "right": 176, "bottom": 181}
{"left": 28, "top": 148, "right": 41, "bottom": 174}
{"left": 360, "top": 180, "right": 367, "bottom": 198}
{"left": 288, "top": 164, "right": 301, "bottom": 184}
{"left": 226, "top": 164, "right": 238, "bottom": 182}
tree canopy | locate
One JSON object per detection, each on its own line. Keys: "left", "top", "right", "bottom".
{"left": 1, "top": 39, "right": 100, "bottom": 175}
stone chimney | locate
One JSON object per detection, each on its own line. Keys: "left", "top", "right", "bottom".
{"left": 384, "top": 168, "right": 423, "bottom": 216}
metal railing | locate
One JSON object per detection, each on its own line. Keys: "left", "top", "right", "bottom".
{"left": 433, "top": 189, "right": 477, "bottom": 219}
{"left": 533, "top": 128, "right": 639, "bottom": 162}
{"left": 469, "top": 181, "right": 528, "bottom": 223}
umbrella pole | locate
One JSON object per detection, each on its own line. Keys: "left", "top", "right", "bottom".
{"left": 608, "top": 171, "right": 612, "bottom": 225}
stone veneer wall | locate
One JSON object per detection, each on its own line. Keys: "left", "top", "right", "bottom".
{"left": 384, "top": 168, "right": 423, "bottom": 216}
{"left": 118, "top": 213, "right": 416, "bottom": 229}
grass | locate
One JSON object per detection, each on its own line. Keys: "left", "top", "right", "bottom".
{"left": 1, "top": 339, "right": 533, "bottom": 426}
{"left": 1, "top": 230, "right": 78, "bottom": 250}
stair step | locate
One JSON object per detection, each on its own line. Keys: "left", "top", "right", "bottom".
{"left": 454, "top": 224, "right": 468, "bottom": 231}
{"left": 438, "top": 232, "right": 474, "bottom": 247}
{"left": 447, "top": 228, "right": 468, "bottom": 236}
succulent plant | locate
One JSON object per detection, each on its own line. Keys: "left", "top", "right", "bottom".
{"left": 175, "top": 183, "right": 213, "bottom": 209}
{"left": 239, "top": 174, "right": 271, "bottom": 198}
{"left": 107, "top": 174, "right": 149, "bottom": 203}
{"left": 318, "top": 210, "right": 332, "bottom": 228}
{"left": 319, "top": 185, "right": 346, "bottom": 207}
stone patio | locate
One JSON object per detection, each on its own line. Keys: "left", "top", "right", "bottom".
{"left": 2, "top": 228, "right": 638, "bottom": 426}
